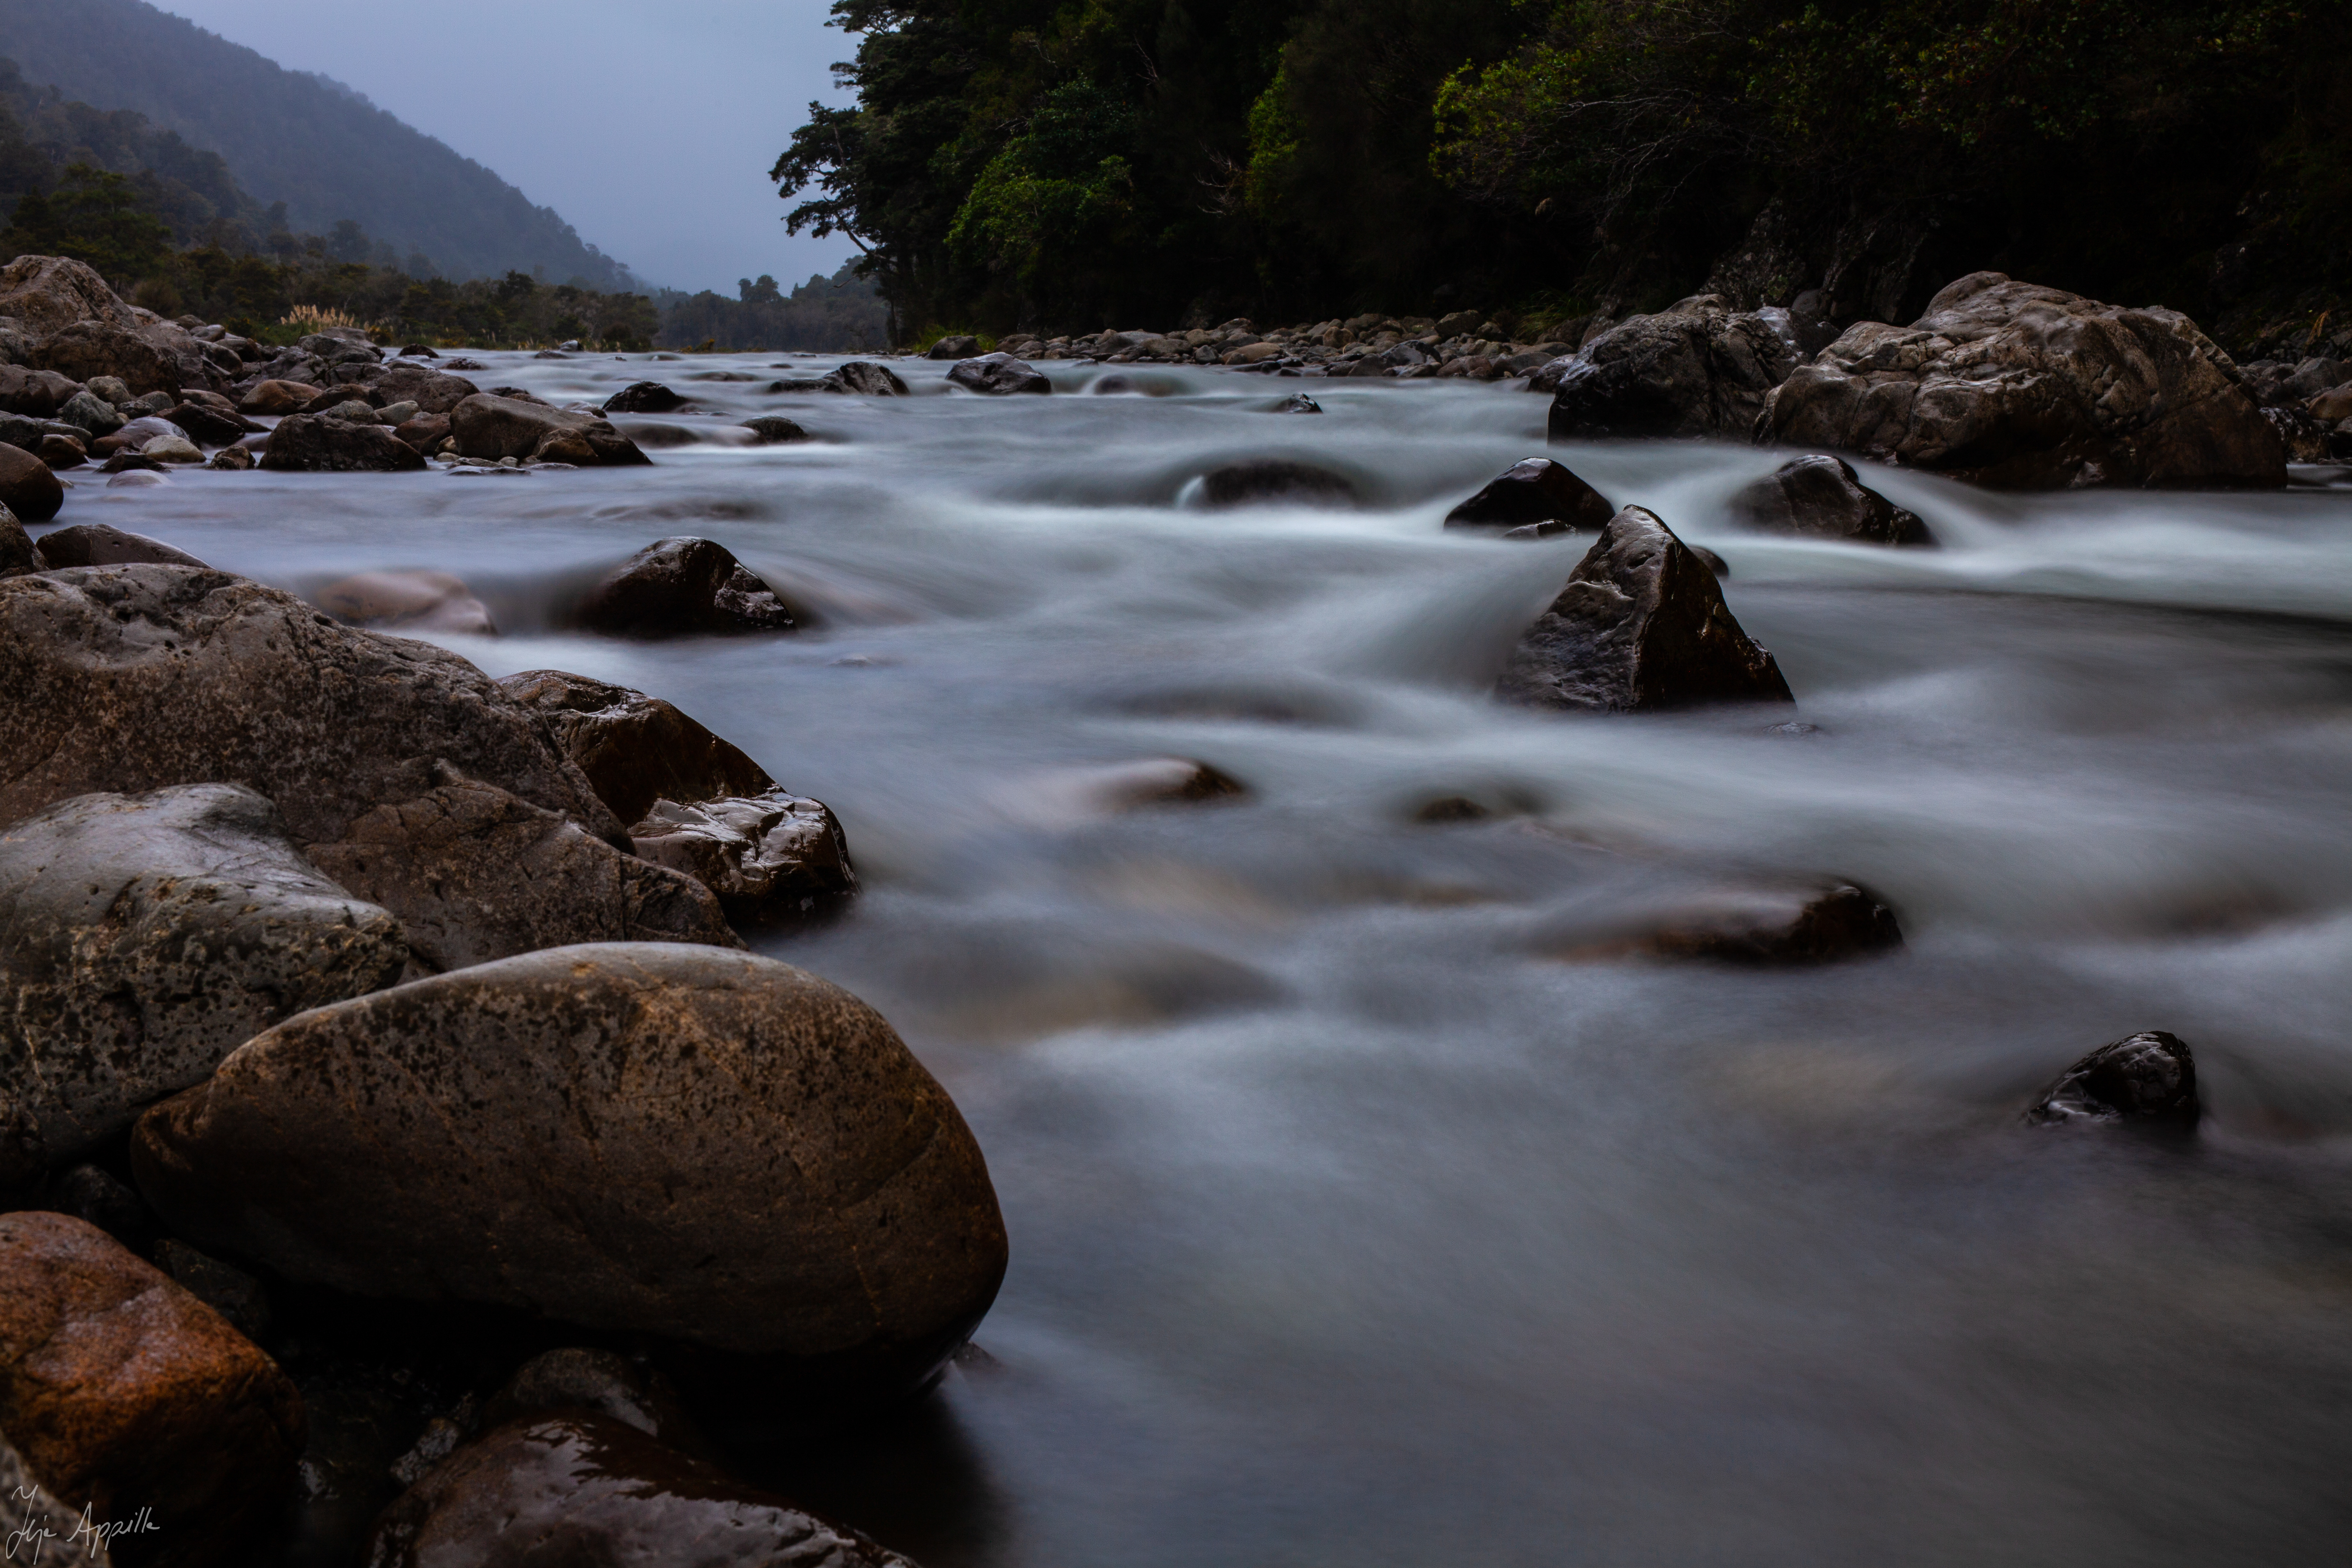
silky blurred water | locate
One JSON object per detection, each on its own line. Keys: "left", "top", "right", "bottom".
{"left": 46, "top": 353, "right": 2352, "bottom": 1565}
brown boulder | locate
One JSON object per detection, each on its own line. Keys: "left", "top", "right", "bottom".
{"left": 161, "top": 403, "right": 257, "bottom": 448}
{"left": 366, "top": 1414, "right": 914, "bottom": 1568}
{"left": 498, "top": 668, "right": 775, "bottom": 824}
{"left": 236, "top": 380, "right": 319, "bottom": 416}
{"left": 32, "top": 524, "right": 208, "bottom": 569}
{"left": 0, "top": 1430, "right": 112, "bottom": 1568}
{"left": 132, "top": 943, "right": 1009, "bottom": 1394}
{"left": 260, "top": 413, "right": 427, "bottom": 473}
{"left": 0, "top": 567, "right": 728, "bottom": 973}
{"left": 0, "top": 784, "right": 407, "bottom": 1184}
{"left": 1498, "top": 505, "right": 1793, "bottom": 711}
{"left": 0, "top": 505, "right": 34, "bottom": 578}
{"left": 1444, "top": 457, "right": 1614, "bottom": 532}
{"left": 0, "top": 1211, "right": 303, "bottom": 1567}
{"left": 364, "top": 362, "right": 478, "bottom": 415}
{"left": 573, "top": 537, "right": 798, "bottom": 637}
{"left": 0, "top": 441, "right": 62, "bottom": 522}
{"left": 37, "top": 432, "right": 88, "bottom": 468}
{"left": 0, "top": 255, "right": 131, "bottom": 337}
{"left": 391, "top": 413, "right": 449, "bottom": 453}
{"left": 1728, "top": 454, "right": 1932, "bottom": 546}
{"left": 629, "top": 792, "right": 859, "bottom": 928}
{"left": 0, "top": 364, "right": 83, "bottom": 418}
{"left": 447, "top": 393, "right": 649, "bottom": 466}
{"left": 32, "top": 322, "right": 189, "bottom": 398}
{"left": 1759, "top": 273, "right": 2285, "bottom": 488}
{"left": 600, "top": 380, "right": 689, "bottom": 414}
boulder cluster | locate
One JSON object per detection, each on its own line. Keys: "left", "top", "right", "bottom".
{"left": 0, "top": 542, "right": 1003, "bottom": 1562}
{"left": 941, "top": 307, "right": 1571, "bottom": 381}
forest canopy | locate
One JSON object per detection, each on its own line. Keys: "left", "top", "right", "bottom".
{"left": 775, "top": 0, "right": 2352, "bottom": 345}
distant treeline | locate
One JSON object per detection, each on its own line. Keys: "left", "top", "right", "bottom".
{"left": 653, "top": 263, "right": 888, "bottom": 351}
{"left": 776, "top": 0, "right": 2352, "bottom": 346}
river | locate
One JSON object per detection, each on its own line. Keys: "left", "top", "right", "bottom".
{"left": 43, "top": 352, "right": 2352, "bottom": 1565}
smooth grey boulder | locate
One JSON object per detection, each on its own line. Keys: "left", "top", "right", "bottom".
{"left": 1498, "top": 505, "right": 1793, "bottom": 711}
{"left": 1728, "top": 454, "right": 1932, "bottom": 546}
{"left": 366, "top": 1414, "right": 915, "bottom": 1568}
{"left": 1444, "top": 457, "right": 1614, "bottom": 532}
{"left": 948, "top": 352, "right": 1051, "bottom": 395}
{"left": 2025, "top": 1032, "right": 2200, "bottom": 1129}
{"left": 0, "top": 784, "right": 405, "bottom": 1186}
{"left": 629, "top": 792, "right": 859, "bottom": 928}
{"left": 1759, "top": 273, "right": 2285, "bottom": 489}
{"left": 1546, "top": 296, "right": 1799, "bottom": 440}
{"left": 0, "top": 567, "right": 730, "bottom": 973}
{"left": 132, "top": 943, "right": 1010, "bottom": 1395}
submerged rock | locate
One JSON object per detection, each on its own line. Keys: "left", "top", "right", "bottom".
{"left": 261, "top": 413, "right": 428, "bottom": 473}
{"left": 1272, "top": 393, "right": 1323, "bottom": 414}
{"left": 0, "top": 1211, "right": 304, "bottom": 1565}
{"left": 1634, "top": 881, "right": 1901, "bottom": 965}
{"left": 1444, "top": 457, "right": 1613, "bottom": 532}
{"left": 1199, "top": 458, "right": 1358, "bottom": 510}
{"left": 949, "top": 352, "right": 1052, "bottom": 395}
{"left": 498, "top": 668, "right": 777, "bottom": 825}
{"left": 601, "top": 380, "right": 689, "bottom": 415}
{"left": 743, "top": 415, "right": 812, "bottom": 444}
{"left": 1760, "top": 273, "right": 2285, "bottom": 488}
{"left": 629, "top": 791, "right": 859, "bottom": 927}
{"left": 828, "top": 360, "right": 910, "bottom": 396}
{"left": 0, "top": 443, "right": 61, "bottom": 524}
{"left": 0, "top": 567, "right": 727, "bottom": 973}
{"left": 133, "top": 943, "right": 1009, "bottom": 1397}
{"left": 0, "top": 784, "right": 407, "bottom": 1184}
{"left": 573, "top": 536, "right": 797, "bottom": 637}
{"left": 367, "top": 1414, "right": 915, "bottom": 1568}
{"left": 2024, "top": 1031, "right": 2200, "bottom": 1128}
{"left": 314, "top": 569, "right": 495, "bottom": 636}
{"left": 1729, "top": 454, "right": 1933, "bottom": 546}
{"left": 1546, "top": 296, "right": 1799, "bottom": 440}
{"left": 1498, "top": 505, "right": 1793, "bottom": 711}
{"left": 30, "top": 523, "right": 208, "bottom": 569}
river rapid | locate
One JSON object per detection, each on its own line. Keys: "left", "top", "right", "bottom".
{"left": 44, "top": 352, "right": 2352, "bottom": 1565}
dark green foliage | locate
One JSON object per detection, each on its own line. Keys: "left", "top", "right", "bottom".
{"left": 0, "top": 163, "right": 173, "bottom": 278}
{"left": 655, "top": 260, "right": 890, "bottom": 350}
{"left": 777, "top": 0, "right": 2352, "bottom": 346}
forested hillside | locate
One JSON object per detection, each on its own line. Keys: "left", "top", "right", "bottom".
{"left": 0, "top": 0, "right": 643, "bottom": 287}
{"left": 655, "top": 261, "right": 890, "bottom": 351}
{"left": 778, "top": 0, "right": 2352, "bottom": 346}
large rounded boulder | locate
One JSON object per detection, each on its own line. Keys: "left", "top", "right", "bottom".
{"left": 448, "top": 394, "right": 649, "bottom": 466}
{"left": 1759, "top": 273, "right": 2285, "bottom": 488}
{"left": 132, "top": 943, "right": 1008, "bottom": 1398}
{"left": 0, "top": 784, "right": 406, "bottom": 1186}
{"left": 0, "top": 567, "right": 733, "bottom": 973}
{"left": 0, "top": 441, "right": 63, "bottom": 522}
{"left": 1546, "top": 297, "right": 1799, "bottom": 441}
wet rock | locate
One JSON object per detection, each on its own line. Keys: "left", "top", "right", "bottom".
{"left": 1012, "top": 758, "right": 1250, "bottom": 822}
{"left": 162, "top": 401, "right": 258, "bottom": 447}
{"left": 0, "top": 505, "right": 35, "bottom": 577}
{"left": 743, "top": 415, "right": 812, "bottom": 444}
{"left": 0, "top": 255, "right": 132, "bottom": 336}
{"left": 1546, "top": 297, "right": 1799, "bottom": 440}
{"left": 205, "top": 444, "right": 253, "bottom": 472}
{"left": 1729, "top": 454, "right": 1932, "bottom": 546}
{"left": 391, "top": 413, "right": 449, "bottom": 453}
{"left": 366, "top": 1414, "right": 915, "bottom": 1568}
{"left": 55, "top": 388, "right": 125, "bottom": 438}
{"left": 0, "top": 567, "right": 726, "bottom": 974}
{"left": 1444, "top": 457, "right": 1614, "bottom": 532}
{"left": 1497, "top": 505, "right": 1793, "bottom": 711}
{"left": 572, "top": 536, "right": 798, "bottom": 637}
{"left": 0, "top": 784, "right": 407, "bottom": 1183}
{"left": 498, "top": 668, "right": 776, "bottom": 825}
{"left": 45, "top": 1163, "right": 157, "bottom": 1256}
{"left": 141, "top": 434, "right": 204, "bottom": 465}
{"left": 0, "top": 441, "right": 63, "bottom": 521}
{"left": 36, "top": 431, "right": 86, "bottom": 468}
{"left": 926, "top": 334, "right": 980, "bottom": 359}
{"left": 629, "top": 792, "right": 859, "bottom": 927}
{"left": 260, "top": 413, "right": 428, "bottom": 473}
{"left": 1760, "top": 273, "right": 2285, "bottom": 488}
{"left": 32, "top": 523, "right": 209, "bottom": 569}
{"left": 481, "top": 1348, "right": 711, "bottom": 1456}
{"left": 363, "top": 362, "right": 478, "bottom": 415}
{"left": 1632, "top": 881, "right": 1901, "bottom": 964}
{"left": 447, "top": 393, "right": 649, "bottom": 466}
{"left": 133, "top": 943, "right": 1009, "bottom": 1396}
{"left": 1501, "top": 521, "right": 1571, "bottom": 541}
{"left": 2024, "top": 1031, "right": 2199, "bottom": 1128}
{"left": 1273, "top": 393, "right": 1323, "bottom": 413}
{"left": 303, "top": 778, "right": 738, "bottom": 974}
{"left": 315, "top": 570, "right": 495, "bottom": 636}
{"left": 1199, "top": 458, "right": 1358, "bottom": 510}
{"left": 828, "top": 361, "right": 909, "bottom": 395}
{"left": 237, "top": 379, "right": 320, "bottom": 415}
{"left": 100, "top": 452, "right": 165, "bottom": 475}
{"left": 32, "top": 321, "right": 192, "bottom": 397}
{"left": 153, "top": 1239, "right": 273, "bottom": 1345}
{"left": 0, "top": 364, "right": 82, "bottom": 417}
{"left": 601, "top": 380, "right": 689, "bottom": 414}
{"left": 374, "top": 400, "right": 419, "bottom": 428}
{"left": 949, "top": 352, "right": 1052, "bottom": 395}
{"left": 0, "top": 1211, "right": 304, "bottom": 1565}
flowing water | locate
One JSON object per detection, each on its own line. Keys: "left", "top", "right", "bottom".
{"left": 48, "top": 354, "right": 2352, "bottom": 1565}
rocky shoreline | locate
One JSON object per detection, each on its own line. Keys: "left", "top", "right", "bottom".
{"left": 0, "top": 246, "right": 2266, "bottom": 1567}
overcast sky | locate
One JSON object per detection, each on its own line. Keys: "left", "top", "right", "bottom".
{"left": 155, "top": 0, "right": 862, "bottom": 294}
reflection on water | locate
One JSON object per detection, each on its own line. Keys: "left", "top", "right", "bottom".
{"left": 47, "top": 351, "right": 2352, "bottom": 1565}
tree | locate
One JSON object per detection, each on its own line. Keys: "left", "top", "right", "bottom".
{"left": 0, "top": 162, "right": 173, "bottom": 282}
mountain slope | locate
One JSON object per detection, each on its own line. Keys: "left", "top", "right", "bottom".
{"left": 0, "top": 0, "right": 642, "bottom": 287}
